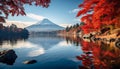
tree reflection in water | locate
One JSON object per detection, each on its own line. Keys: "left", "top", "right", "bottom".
{"left": 0, "top": 35, "right": 28, "bottom": 46}
{"left": 0, "top": 35, "right": 28, "bottom": 65}
{"left": 65, "top": 36, "right": 120, "bottom": 69}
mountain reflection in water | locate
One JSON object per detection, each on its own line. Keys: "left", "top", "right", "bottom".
{"left": 0, "top": 35, "right": 119, "bottom": 69}
{"left": 0, "top": 35, "right": 82, "bottom": 69}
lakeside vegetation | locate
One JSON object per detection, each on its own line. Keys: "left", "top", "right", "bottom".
{"left": 58, "top": 0, "right": 120, "bottom": 43}
{"left": 65, "top": 36, "right": 120, "bottom": 69}
{"left": 0, "top": 0, "right": 120, "bottom": 69}
{"left": 0, "top": 0, "right": 119, "bottom": 41}
{"left": 0, "top": 24, "right": 29, "bottom": 40}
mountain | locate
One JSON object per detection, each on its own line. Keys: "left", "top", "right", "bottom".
{"left": 26, "top": 19, "right": 64, "bottom": 32}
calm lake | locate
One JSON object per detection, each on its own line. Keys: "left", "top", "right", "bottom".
{"left": 0, "top": 35, "right": 83, "bottom": 69}
{"left": 0, "top": 35, "right": 120, "bottom": 69}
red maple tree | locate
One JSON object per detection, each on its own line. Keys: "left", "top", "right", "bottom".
{"left": 77, "top": 0, "right": 120, "bottom": 34}
{"left": 0, "top": 0, "right": 50, "bottom": 22}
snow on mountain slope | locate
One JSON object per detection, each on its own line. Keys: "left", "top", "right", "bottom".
{"left": 26, "top": 19, "right": 64, "bottom": 32}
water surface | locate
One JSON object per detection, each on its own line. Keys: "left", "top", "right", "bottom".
{"left": 0, "top": 36, "right": 83, "bottom": 69}
{"left": 0, "top": 35, "right": 120, "bottom": 69}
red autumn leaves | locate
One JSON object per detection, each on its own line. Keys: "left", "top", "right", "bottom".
{"left": 77, "top": 0, "right": 120, "bottom": 34}
{"left": 76, "top": 40, "right": 120, "bottom": 69}
{"left": 0, "top": 0, "right": 50, "bottom": 22}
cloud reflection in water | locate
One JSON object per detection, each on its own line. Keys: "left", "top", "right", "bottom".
{"left": 28, "top": 47, "right": 45, "bottom": 57}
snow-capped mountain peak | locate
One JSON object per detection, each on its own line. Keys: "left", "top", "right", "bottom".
{"left": 26, "top": 19, "right": 64, "bottom": 32}
{"left": 36, "top": 19, "right": 51, "bottom": 24}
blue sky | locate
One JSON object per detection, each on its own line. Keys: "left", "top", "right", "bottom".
{"left": 8, "top": 0, "right": 83, "bottom": 27}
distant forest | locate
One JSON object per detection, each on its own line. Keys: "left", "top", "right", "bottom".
{"left": 0, "top": 23, "right": 29, "bottom": 40}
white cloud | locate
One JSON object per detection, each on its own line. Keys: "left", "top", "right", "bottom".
{"left": 59, "top": 24, "right": 72, "bottom": 28}
{"left": 69, "top": 8, "right": 81, "bottom": 13}
{"left": 74, "top": 18, "right": 81, "bottom": 22}
{"left": 26, "top": 13, "right": 45, "bottom": 21}
{"left": 4, "top": 20, "right": 36, "bottom": 28}
{"left": 4, "top": 13, "right": 46, "bottom": 28}
{"left": 72, "top": 8, "right": 80, "bottom": 13}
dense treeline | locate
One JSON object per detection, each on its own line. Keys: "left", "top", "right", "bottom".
{"left": 65, "top": 22, "right": 85, "bottom": 32}
{"left": 58, "top": 22, "right": 84, "bottom": 36}
{"left": 29, "top": 31, "right": 59, "bottom": 37}
{"left": 66, "top": 23, "right": 79, "bottom": 32}
{"left": 0, "top": 24, "right": 29, "bottom": 38}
